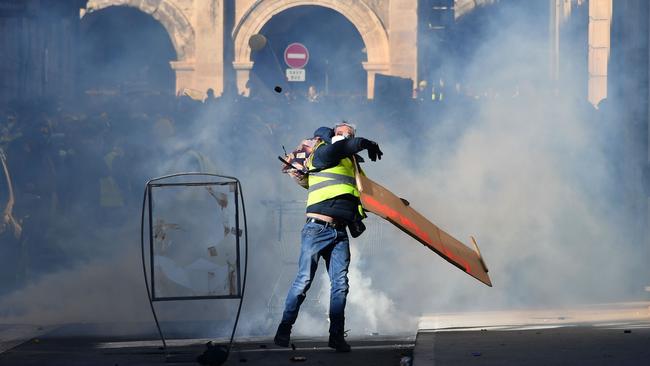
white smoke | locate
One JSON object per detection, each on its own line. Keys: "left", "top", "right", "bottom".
{"left": 1, "top": 1, "right": 646, "bottom": 341}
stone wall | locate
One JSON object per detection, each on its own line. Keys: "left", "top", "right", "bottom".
{"left": 81, "top": 0, "right": 421, "bottom": 98}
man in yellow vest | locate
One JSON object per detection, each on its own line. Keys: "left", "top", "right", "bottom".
{"left": 274, "top": 122, "right": 383, "bottom": 352}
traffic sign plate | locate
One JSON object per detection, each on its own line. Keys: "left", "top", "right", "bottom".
{"left": 284, "top": 43, "right": 309, "bottom": 69}
{"left": 286, "top": 68, "right": 306, "bottom": 82}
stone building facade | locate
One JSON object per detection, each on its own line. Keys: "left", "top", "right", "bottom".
{"left": 0, "top": 0, "right": 614, "bottom": 102}
{"left": 83, "top": 0, "right": 420, "bottom": 99}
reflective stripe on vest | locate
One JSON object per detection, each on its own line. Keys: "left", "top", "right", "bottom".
{"left": 308, "top": 171, "right": 356, "bottom": 192}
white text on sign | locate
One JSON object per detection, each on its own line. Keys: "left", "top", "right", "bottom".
{"left": 286, "top": 68, "right": 306, "bottom": 82}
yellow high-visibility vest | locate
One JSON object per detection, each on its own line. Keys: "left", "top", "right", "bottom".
{"left": 305, "top": 142, "right": 363, "bottom": 216}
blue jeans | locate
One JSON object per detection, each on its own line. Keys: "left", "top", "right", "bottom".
{"left": 280, "top": 221, "right": 350, "bottom": 335}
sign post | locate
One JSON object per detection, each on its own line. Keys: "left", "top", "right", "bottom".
{"left": 284, "top": 43, "right": 309, "bottom": 82}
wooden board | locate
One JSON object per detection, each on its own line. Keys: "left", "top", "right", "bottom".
{"left": 356, "top": 173, "right": 492, "bottom": 287}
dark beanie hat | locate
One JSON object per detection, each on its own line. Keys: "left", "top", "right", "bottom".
{"left": 313, "top": 126, "right": 334, "bottom": 144}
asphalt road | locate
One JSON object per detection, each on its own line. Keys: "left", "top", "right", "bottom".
{"left": 413, "top": 324, "right": 650, "bottom": 366}
{"left": 2, "top": 302, "right": 649, "bottom": 366}
{"left": 0, "top": 333, "right": 414, "bottom": 366}
{"left": 2, "top": 325, "right": 649, "bottom": 366}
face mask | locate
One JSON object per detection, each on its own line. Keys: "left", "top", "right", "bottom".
{"left": 331, "top": 135, "right": 347, "bottom": 144}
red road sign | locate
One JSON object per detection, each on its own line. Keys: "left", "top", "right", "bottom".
{"left": 284, "top": 43, "right": 309, "bottom": 69}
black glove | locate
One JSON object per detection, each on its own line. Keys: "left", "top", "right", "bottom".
{"left": 361, "top": 139, "right": 383, "bottom": 161}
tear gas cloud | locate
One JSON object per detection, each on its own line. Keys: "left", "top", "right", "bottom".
{"left": 0, "top": 1, "right": 647, "bottom": 339}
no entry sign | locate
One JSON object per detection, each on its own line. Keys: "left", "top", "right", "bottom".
{"left": 284, "top": 43, "right": 309, "bottom": 69}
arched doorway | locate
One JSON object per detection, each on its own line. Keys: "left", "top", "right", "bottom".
{"left": 84, "top": 0, "right": 195, "bottom": 61}
{"left": 233, "top": 0, "right": 390, "bottom": 98}
{"left": 249, "top": 5, "right": 367, "bottom": 100}
{"left": 79, "top": 6, "right": 176, "bottom": 93}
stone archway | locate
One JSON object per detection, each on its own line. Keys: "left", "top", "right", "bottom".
{"left": 455, "top": 0, "right": 499, "bottom": 19}
{"left": 232, "top": 0, "right": 390, "bottom": 98}
{"left": 84, "top": 0, "right": 195, "bottom": 61}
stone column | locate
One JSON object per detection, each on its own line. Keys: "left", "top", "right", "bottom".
{"left": 233, "top": 61, "right": 254, "bottom": 96}
{"left": 170, "top": 60, "right": 195, "bottom": 96}
{"left": 549, "top": 0, "right": 561, "bottom": 81}
{"left": 362, "top": 62, "right": 390, "bottom": 99}
{"left": 388, "top": 0, "right": 418, "bottom": 91}
{"left": 588, "top": 0, "right": 612, "bottom": 107}
{"left": 192, "top": 0, "right": 224, "bottom": 97}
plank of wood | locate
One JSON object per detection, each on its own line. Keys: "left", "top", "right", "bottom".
{"left": 357, "top": 173, "right": 492, "bottom": 287}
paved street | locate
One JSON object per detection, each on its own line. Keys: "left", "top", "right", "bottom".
{"left": 2, "top": 302, "right": 650, "bottom": 366}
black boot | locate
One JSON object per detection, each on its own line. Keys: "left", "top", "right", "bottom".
{"left": 274, "top": 322, "right": 292, "bottom": 347}
{"left": 328, "top": 333, "right": 351, "bottom": 352}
